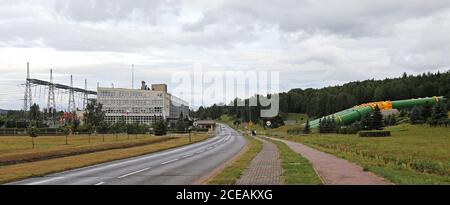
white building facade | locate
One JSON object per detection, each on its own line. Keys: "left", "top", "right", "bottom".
{"left": 97, "top": 85, "right": 189, "bottom": 125}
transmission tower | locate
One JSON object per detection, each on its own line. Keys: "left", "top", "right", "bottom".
{"left": 47, "top": 69, "right": 56, "bottom": 126}
{"left": 23, "top": 62, "right": 32, "bottom": 112}
{"left": 68, "top": 75, "right": 75, "bottom": 112}
{"left": 83, "top": 79, "right": 88, "bottom": 110}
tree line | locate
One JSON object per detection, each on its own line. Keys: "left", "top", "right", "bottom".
{"left": 192, "top": 70, "right": 450, "bottom": 123}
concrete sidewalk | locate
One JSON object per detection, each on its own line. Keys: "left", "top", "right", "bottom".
{"left": 269, "top": 137, "right": 391, "bottom": 185}
{"left": 236, "top": 137, "right": 283, "bottom": 185}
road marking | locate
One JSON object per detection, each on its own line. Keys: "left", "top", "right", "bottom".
{"left": 26, "top": 177, "right": 65, "bottom": 185}
{"left": 206, "top": 146, "right": 214, "bottom": 150}
{"left": 196, "top": 150, "right": 204, "bottom": 154}
{"left": 182, "top": 154, "right": 193, "bottom": 158}
{"left": 94, "top": 182, "right": 105, "bottom": 185}
{"left": 118, "top": 167, "right": 150, "bottom": 179}
{"left": 161, "top": 158, "right": 179, "bottom": 165}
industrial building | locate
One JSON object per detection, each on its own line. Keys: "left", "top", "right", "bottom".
{"left": 97, "top": 82, "right": 189, "bottom": 125}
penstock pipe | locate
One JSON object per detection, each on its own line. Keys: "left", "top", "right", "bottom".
{"left": 309, "top": 96, "right": 446, "bottom": 128}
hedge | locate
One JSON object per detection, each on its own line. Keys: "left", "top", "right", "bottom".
{"left": 358, "top": 130, "right": 391, "bottom": 137}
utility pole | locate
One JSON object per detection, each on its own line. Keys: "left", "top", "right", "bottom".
{"left": 47, "top": 69, "right": 56, "bottom": 127}
{"left": 24, "top": 62, "right": 32, "bottom": 112}
{"left": 68, "top": 75, "right": 75, "bottom": 112}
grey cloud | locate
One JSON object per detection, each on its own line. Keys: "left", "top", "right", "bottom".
{"left": 54, "top": 0, "right": 180, "bottom": 24}
{"left": 187, "top": 0, "right": 450, "bottom": 37}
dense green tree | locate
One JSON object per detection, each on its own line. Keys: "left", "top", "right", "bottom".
{"left": 370, "top": 105, "right": 384, "bottom": 130}
{"left": 153, "top": 120, "right": 167, "bottom": 136}
{"left": 29, "top": 103, "right": 41, "bottom": 123}
{"left": 318, "top": 119, "right": 324, "bottom": 133}
{"left": 430, "top": 102, "right": 448, "bottom": 127}
{"left": 175, "top": 113, "right": 187, "bottom": 131}
{"left": 83, "top": 100, "right": 105, "bottom": 132}
{"left": 421, "top": 101, "right": 432, "bottom": 121}
{"left": 270, "top": 115, "right": 285, "bottom": 128}
{"left": 389, "top": 115, "right": 397, "bottom": 126}
{"left": 410, "top": 106, "right": 423, "bottom": 124}
{"left": 360, "top": 113, "right": 370, "bottom": 130}
{"left": 303, "top": 119, "right": 311, "bottom": 134}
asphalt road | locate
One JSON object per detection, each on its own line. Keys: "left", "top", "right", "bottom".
{"left": 8, "top": 124, "right": 246, "bottom": 185}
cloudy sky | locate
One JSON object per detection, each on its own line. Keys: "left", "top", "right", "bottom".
{"left": 1, "top": 0, "right": 450, "bottom": 110}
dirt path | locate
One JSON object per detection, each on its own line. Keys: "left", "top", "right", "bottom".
{"left": 269, "top": 137, "right": 391, "bottom": 185}
{"left": 236, "top": 137, "right": 283, "bottom": 185}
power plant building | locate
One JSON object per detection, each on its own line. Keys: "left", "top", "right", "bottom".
{"left": 97, "top": 82, "right": 189, "bottom": 125}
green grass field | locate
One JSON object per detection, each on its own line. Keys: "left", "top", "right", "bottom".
{"left": 275, "top": 124, "right": 450, "bottom": 184}
{"left": 270, "top": 139, "right": 322, "bottom": 184}
{"left": 0, "top": 134, "right": 163, "bottom": 155}
{"left": 207, "top": 135, "right": 263, "bottom": 185}
{"left": 0, "top": 134, "right": 209, "bottom": 184}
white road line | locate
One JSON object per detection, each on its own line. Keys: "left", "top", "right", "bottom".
{"left": 161, "top": 158, "right": 179, "bottom": 165}
{"left": 182, "top": 154, "right": 193, "bottom": 158}
{"left": 206, "top": 146, "right": 214, "bottom": 150}
{"left": 118, "top": 167, "right": 150, "bottom": 179}
{"left": 26, "top": 177, "right": 65, "bottom": 185}
{"left": 196, "top": 150, "right": 204, "bottom": 154}
{"left": 94, "top": 182, "right": 105, "bottom": 185}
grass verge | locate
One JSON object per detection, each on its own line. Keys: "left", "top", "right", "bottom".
{"left": 0, "top": 134, "right": 209, "bottom": 184}
{"left": 270, "top": 139, "right": 322, "bottom": 185}
{"left": 276, "top": 124, "right": 450, "bottom": 184}
{"left": 207, "top": 136, "right": 263, "bottom": 185}
{"left": 0, "top": 136, "right": 174, "bottom": 166}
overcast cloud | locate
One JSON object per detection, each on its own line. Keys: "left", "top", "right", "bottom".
{"left": 1, "top": 0, "right": 450, "bottom": 109}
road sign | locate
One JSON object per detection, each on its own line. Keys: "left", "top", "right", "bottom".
{"left": 193, "top": 121, "right": 198, "bottom": 127}
{"left": 266, "top": 121, "right": 272, "bottom": 127}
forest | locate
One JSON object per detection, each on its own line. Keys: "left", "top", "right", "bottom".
{"left": 191, "top": 70, "right": 450, "bottom": 123}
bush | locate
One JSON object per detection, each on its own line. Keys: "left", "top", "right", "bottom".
{"left": 193, "top": 128, "right": 209, "bottom": 132}
{"left": 287, "top": 127, "right": 304, "bottom": 135}
{"left": 152, "top": 120, "right": 167, "bottom": 136}
{"left": 358, "top": 130, "right": 391, "bottom": 137}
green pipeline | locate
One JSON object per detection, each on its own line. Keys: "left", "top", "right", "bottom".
{"left": 309, "top": 96, "right": 446, "bottom": 128}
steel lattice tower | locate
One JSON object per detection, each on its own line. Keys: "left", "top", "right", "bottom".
{"left": 68, "top": 75, "right": 75, "bottom": 112}
{"left": 83, "top": 79, "right": 88, "bottom": 110}
{"left": 23, "top": 62, "right": 32, "bottom": 112}
{"left": 47, "top": 69, "right": 56, "bottom": 125}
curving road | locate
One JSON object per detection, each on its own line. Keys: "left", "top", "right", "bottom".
{"left": 8, "top": 124, "right": 246, "bottom": 185}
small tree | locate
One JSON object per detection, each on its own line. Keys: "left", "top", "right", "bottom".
{"left": 27, "top": 125, "right": 39, "bottom": 148}
{"left": 153, "top": 120, "right": 167, "bottom": 136}
{"left": 421, "top": 102, "right": 432, "bottom": 121}
{"left": 410, "top": 106, "right": 423, "bottom": 124}
{"left": 303, "top": 119, "right": 311, "bottom": 134}
{"left": 59, "top": 125, "right": 71, "bottom": 145}
{"left": 318, "top": 118, "right": 324, "bottom": 133}
{"left": 175, "top": 113, "right": 186, "bottom": 131}
{"left": 329, "top": 116, "right": 337, "bottom": 133}
{"left": 430, "top": 102, "right": 448, "bottom": 127}
{"left": 360, "top": 113, "right": 370, "bottom": 130}
{"left": 389, "top": 115, "right": 397, "bottom": 126}
{"left": 370, "top": 105, "right": 384, "bottom": 130}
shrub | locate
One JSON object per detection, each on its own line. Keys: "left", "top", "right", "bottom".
{"left": 152, "top": 120, "right": 167, "bottom": 136}
{"left": 358, "top": 130, "right": 391, "bottom": 137}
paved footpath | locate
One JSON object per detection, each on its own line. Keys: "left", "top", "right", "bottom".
{"left": 236, "top": 137, "right": 283, "bottom": 185}
{"left": 269, "top": 137, "right": 391, "bottom": 185}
